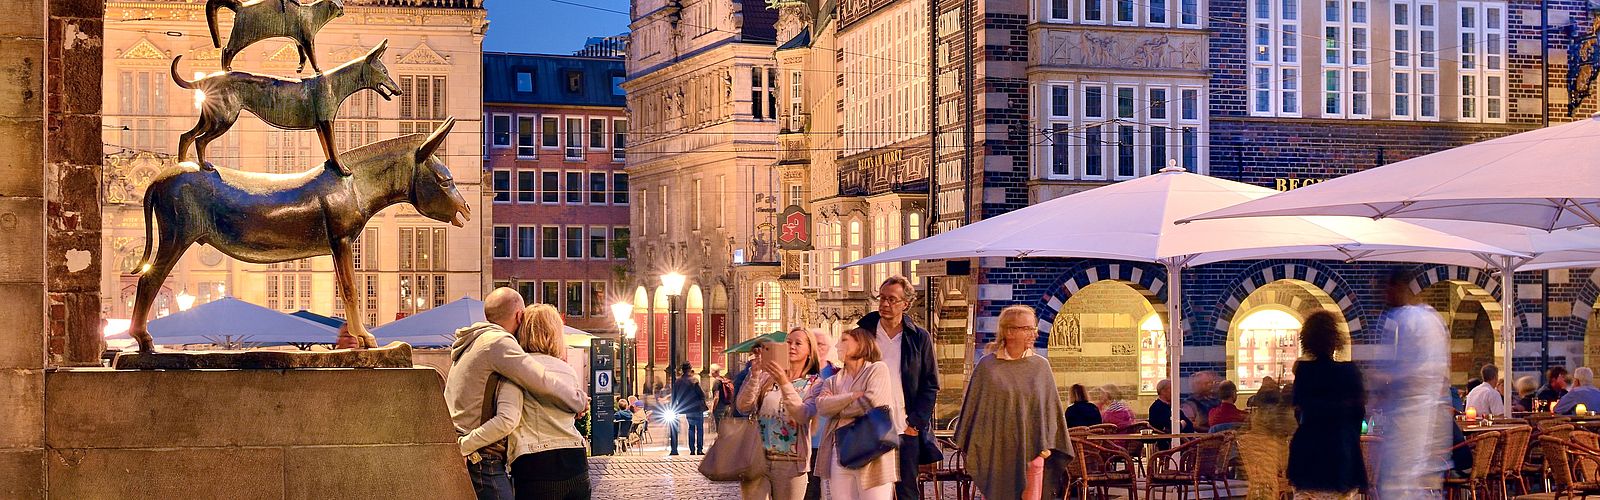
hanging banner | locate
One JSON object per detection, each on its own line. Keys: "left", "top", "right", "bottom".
{"left": 634, "top": 312, "right": 649, "bottom": 361}
{"left": 653, "top": 313, "right": 669, "bottom": 364}
{"left": 687, "top": 312, "right": 704, "bottom": 369}
{"left": 711, "top": 314, "right": 728, "bottom": 356}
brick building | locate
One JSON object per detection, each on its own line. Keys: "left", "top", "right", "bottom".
{"left": 483, "top": 52, "right": 631, "bottom": 336}
{"left": 771, "top": 0, "right": 1600, "bottom": 420}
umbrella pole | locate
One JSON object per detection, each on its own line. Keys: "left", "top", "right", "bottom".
{"left": 1501, "top": 259, "right": 1516, "bottom": 417}
{"left": 1165, "top": 260, "right": 1183, "bottom": 440}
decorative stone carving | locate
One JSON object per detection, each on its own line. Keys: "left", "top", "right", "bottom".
{"left": 1036, "top": 30, "right": 1205, "bottom": 72}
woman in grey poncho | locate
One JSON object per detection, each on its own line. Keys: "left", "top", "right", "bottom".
{"left": 954, "top": 305, "right": 1075, "bottom": 500}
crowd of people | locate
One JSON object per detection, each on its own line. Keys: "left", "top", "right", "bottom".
{"left": 442, "top": 268, "right": 1600, "bottom": 500}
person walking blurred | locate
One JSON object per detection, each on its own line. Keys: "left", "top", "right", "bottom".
{"left": 736, "top": 328, "right": 821, "bottom": 499}
{"left": 811, "top": 327, "right": 903, "bottom": 500}
{"left": 1182, "top": 371, "right": 1222, "bottom": 430}
{"left": 1287, "top": 311, "right": 1367, "bottom": 499}
{"left": 1514, "top": 376, "right": 1538, "bottom": 412}
{"left": 670, "top": 363, "right": 708, "bottom": 455}
{"left": 1094, "top": 384, "right": 1135, "bottom": 429}
{"left": 955, "top": 305, "right": 1074, "bottom": 500}
{"left": 1374, "top": 271, "right": 1451, "bottom": 498}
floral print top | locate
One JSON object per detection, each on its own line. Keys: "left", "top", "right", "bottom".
{"left": 755, "top": 376, "right": 816, "bottom": 458}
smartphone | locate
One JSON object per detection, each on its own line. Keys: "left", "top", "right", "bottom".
{"left": 763, "top": 341, "right": 790, "bottom": 364}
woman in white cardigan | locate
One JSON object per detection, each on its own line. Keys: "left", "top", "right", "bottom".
{"left": 807, "top": 327, "right": 904, "bottom": 500}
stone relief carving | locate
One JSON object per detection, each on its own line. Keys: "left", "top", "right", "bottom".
{"left": 1038, "top": 30, "right": 1205, "bottom": 71}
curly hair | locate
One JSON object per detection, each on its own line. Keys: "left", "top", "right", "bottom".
{"left": 1298, "top": 310, "right": 1344, "bottom": 360}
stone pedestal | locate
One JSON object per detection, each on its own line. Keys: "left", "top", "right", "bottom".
{"left": 42, "top": 367, "right": 472, "bottom": 499}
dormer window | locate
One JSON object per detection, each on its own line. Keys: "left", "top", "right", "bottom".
{"left": 516, "top": 71, "right": 533, "bottom": 93}
{"left": 566, "top": 71, "right": 583, "bottom": 93}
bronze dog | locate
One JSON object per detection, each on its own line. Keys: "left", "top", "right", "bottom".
{"left": 207, "top": 0, "right": 344, "bottom": 73}
{"left": 127, "top": 118, "right": 471, "bottom": 352}
{"left": 171, "top": 39, "right": 400, "bottom": 175}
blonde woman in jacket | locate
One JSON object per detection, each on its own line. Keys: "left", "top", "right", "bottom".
{"left": 808, "top": 327, "right": 903, "bottom": 500}
{"left": 508, "top": 304, "right": 589, "bottom": 500}
{"left": 735, "top": 327, "right": 821, "bottom": 500}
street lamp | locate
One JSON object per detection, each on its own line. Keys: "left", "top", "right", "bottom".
{"left": 175, "top": 289, "right": 196, "bottom": 311}
{"left": 661, "top": 272, "right": 686, "bottom": 385}
{"left": 611, "top": 302, "right": 635, "bottom": 397}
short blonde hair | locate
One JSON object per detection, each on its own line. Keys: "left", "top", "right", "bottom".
{"left": 985, "top": 305, "right": 1038, "bottom": 356}
{"left": 1099, "top": 383, "right": 1123, "bottom": 402}
{"left": 517, "top": 303, "right": 566, "bottom": 358}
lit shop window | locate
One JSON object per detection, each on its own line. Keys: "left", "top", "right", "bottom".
{"left": 1235, "top": 308, "right": 1302, "bottom": 390}
{"left": 1138, "top": 314, "right": 1167, "bottom": 393}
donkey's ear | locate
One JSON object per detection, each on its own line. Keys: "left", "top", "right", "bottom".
{"left": 370, "top": 39, "right": 389, "bottom": 59}
{"left": 417, "top": 116, "right": 456, "bottom": 163}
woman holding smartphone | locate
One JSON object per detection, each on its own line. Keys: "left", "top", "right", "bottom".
{"left": 809, "top": 327, "right": 903, "bottom": 500}
{"left": 735, "top": 326, "right": 821, "bottom": 499}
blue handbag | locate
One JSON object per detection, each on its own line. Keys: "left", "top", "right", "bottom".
{"left": 836, "top": 405, "right": 900, "bottom": 469}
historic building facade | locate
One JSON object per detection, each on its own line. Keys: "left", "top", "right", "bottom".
{"left": 483, "top": 52, "right": 631, "bottom": 335}
{"left": 623, "top": 0, "right": 781, "bottom": 385}
{"left": 101, "top": 0, "right": 489, "bottom": 331}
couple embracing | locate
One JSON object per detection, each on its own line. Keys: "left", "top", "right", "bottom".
{"left": 446, "top": 287, "right": 593, "bottom": 500}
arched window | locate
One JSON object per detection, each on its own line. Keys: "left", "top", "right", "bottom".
{"left": 1235, "top": 308, "right": 1303, "bottom": 390}
{"left": 1138, "top": 313, "right": 1167, "bottom": 393}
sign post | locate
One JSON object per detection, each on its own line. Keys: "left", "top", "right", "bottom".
{"left": 589, "top": 339, "right": 617, "bottom": 456}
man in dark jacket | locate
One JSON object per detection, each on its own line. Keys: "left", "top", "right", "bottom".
{"left": 669, "top": 363, "right": 708, "bottom": 455}
{"left": 856, "top": 275, "right": 939, "bottom": 500}
{"left": 1536, "top": 366, "right": 1570, "bottom": 410}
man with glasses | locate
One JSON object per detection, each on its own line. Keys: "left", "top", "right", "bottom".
{"left": 855, "top": 275, "right": 939, "bottom": 499}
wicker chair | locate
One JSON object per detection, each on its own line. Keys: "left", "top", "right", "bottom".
{"left": 1445, "top": 431, "right": 1500, "bottom": 500}
{"left": 1359, "top": 435, "right": 1382, "bottom": 500}
{"left": 919, "top": 437, "right": 973, "bottom": 500}
{"left": 1087, "top": 423, "right": 1121, "bottom": 435}
{"left": 1514, "top": 433, "right": 1600, "bottom": 499}
{"left": 1146, "top": 433, "right": 1230, "bottom": 500}
{"left": 1525, "top": 424, "right": 1577, "bottom": 493}
{"left": 1236, "top": 431, "right": 1288, "bottom": 500}
{"left": 1068, "top": 435, "right": 1139, "bottom": 500}
{"left": 1490, "top": 426, "right": 1533, "bottom": 498}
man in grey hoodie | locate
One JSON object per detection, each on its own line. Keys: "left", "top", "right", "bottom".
{"left": 446, "top": 288, "right": 588, "bottom": 500}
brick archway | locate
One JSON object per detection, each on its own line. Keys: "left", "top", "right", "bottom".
{"left": 1209, "top": 261, "right": 1365, "bottom": 342}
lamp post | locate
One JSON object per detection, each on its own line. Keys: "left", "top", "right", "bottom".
{"left": 661, "top": 272, "right": 687, "bottom": 384}
{"left": 175, "top": 288, "right": 196, "bottom": 311}
{"left": 611, "top": 302, "right": 635, "bottom": 397}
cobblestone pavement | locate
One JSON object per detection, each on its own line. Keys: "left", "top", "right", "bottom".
{"left": 589, "top": 455, "right": 739, "bottom": 499}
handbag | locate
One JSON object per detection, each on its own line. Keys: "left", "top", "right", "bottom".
{"left": 836, "top": 405, "right": 900, "bottom": 469}
{"left": 698, "top": 385, "right": 768, "bottom": 481}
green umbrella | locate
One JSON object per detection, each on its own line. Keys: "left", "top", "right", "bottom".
{"left": 723, "top": 331, "right": 788, "bottom": 353}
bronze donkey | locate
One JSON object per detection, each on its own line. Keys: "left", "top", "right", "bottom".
{"left": 172, "top": 39, "right": 400, "bottom": 175}
{"left": 207, "top": 0, "right": 344, "bottom": 74}
{"left": 127, "top": 118, "right": 471, "bottom": 352}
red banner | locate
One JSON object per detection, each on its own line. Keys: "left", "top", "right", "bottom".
{"left": 633, "top": 312, "right": 648, "bottom": 361}
{"left": 687, "top": 312, "right": 704, "bottom": 369}
{"left": 653, "top": 313, "right": 669, "bottom": 364}
{"left": 710, "top": 314, "right": 728, "bottom": 357}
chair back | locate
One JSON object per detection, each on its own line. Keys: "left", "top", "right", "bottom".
{"left": 1494, "top": 426, "right": 1532, "bottom": 478}
{"left": 1203, "top": 431, "right": 1237, "bottom": 480}
{"left": 1087, "top": 423, "right": 1120, "bottom": 435}
{"left": 1123, "top": 420, "right": 1156, "bottom": 433}
{"left": 1209, "top": 422, "right": 1243, "bottom": 433}
{"left": 1463, "top": 432, "right": 1501, "bottom": 481}
{"left": 1573, "top": 431, "right": 1600, "bottom": 481}
{"left": 1359, "top": 435, "right": 1382, "bottom": 490}
{"left": 1539, "top": 435, "right": 1576, "bottom": 492}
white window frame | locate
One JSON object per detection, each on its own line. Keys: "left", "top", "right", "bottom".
{"left": 1113, "top": 0, "right": 1137, "bottom": 25}
{"left": 1083, "top": 0, "right": 1106, "bottom": 24}
{"left": 565, "top": 170, "right": 585, "bottom": 205}
{"left": 1179, "top": 0, "right": 1201, "bottom": 26}
{"left": 1457, "top": 1, "right": 1506, "bottom": 123}
{"left": 517, "top": 114, "right": 537, "bottom": 158}
{"left": 1113, "top": 84, "right": 1140, "bottom": 180}
{"left": 541, "top": 226, "right": 561, "bottom": 260}
{"left": 541, "top": 116, "right": 560, "bottom": 149}
{"left": 541, "top": 170, "right": 560, "bottom": 205}
{"left": 517, "top": 225, "right": 537, "bottom": 259}
{"left": 1178, "top": 85, "right": 1206, "bottom": 174}
{"left": 588, "top": 116, "right": 608, "bottom": 151}
{"left": 1081, "top": 82, "right": 1108, "bottom": 181}
{"left": 565, "top": 226, "right": 585, "bottom": 260}
{"left": 491, "top": 113, "right": 513, "bottom": 148}
{"left": 1418, "top": 0, "right": 1440, "bottom": 120}
{"left": 1041, "top": 81, "right": 1074, "bottom": 180}
{"left": 492, "top": 169, "right": 512, "bottom": 204}
{"left": 1147, "top": 85, "right": 1173, "bottom": 171}
{"left": 1249, "top": 0, "right": 1300, "bottom": 118}
{"left": 564, "top": 117, "right": 583, "bottom": 160}
{"left": 1148, "top": 0, "right": 1169, "bottom": 26}
{"left": 1045, "top": 0, "right": 1073, "bottom": 22}
{"left": 588, "top": 224, "right": 609, "bottom": 260}
{"left": 612, "top": 118, "right": 627, "bottom": 162}
{"left": 492, "top": 225, "right": 512, "bottom": 259}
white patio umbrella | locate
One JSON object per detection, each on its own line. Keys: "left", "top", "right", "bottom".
{"left": 375, "top": 297, "right": 596, "bottom": 347}
{"left": 1186, "top": 117, "right": 1600, "bottom": 415}
{"left": 108, "top": 297, "right": 339, "bottom": 347}
{"left": 843, "top": 167, "right": 1526, "bottom": 433}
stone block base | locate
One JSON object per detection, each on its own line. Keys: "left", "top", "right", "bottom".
{"left": 42, "top": 367, "right": 471, "bottom": 499}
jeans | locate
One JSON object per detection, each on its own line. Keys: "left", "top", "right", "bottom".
{"left": 467, "top": 456, "right": 514, "bottom": 500}
{"left": 804, "top": 448, "right": 823, "bottom": 500}
{"left": 668, "top": 417, "right": 682, "bottom": 454}
{"left": 512, "top": 448, "right": 591, "bottom": 500}
{"left": 894, "top": 434, "right": 920, "bottom": 500}
{"left": 687, "top": 413, "right": 705, "bottom": 454}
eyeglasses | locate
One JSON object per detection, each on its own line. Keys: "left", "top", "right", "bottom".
{"left": 872, "top": 295, "right": 910, "bottom": 305}
{"left": 1001, "top": 325, "right": 1035, "bottom": 331}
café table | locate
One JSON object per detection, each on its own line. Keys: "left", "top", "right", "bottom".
{"left": 1459, "top": 423, "right": 1528, "bottom": 433}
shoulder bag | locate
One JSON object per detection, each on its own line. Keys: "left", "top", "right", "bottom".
{"left": 834, "top": 365, "right": 899, "bottom": 469}
{"left": 698, "top": 380, "right": 768, "bottom": 481}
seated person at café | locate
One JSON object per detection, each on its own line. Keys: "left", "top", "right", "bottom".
{"left": 1555, "top": 367, "right": 1600, "bottom": 415}
{"left": 1065, "top": 383, "right": 1103, "bottom": 428}
{"left": 1207, "top": 380, "right": 1247, "bottom": 429}
{"left": 1148, "top": 379, "right": 1194, "bottom": 433}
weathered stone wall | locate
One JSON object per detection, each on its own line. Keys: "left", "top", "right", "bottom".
{"left": 45, "top": 0, "right": 103, "bottom": 367}
{"left": 0, "top": 0, "right": 50, "bottom": 496}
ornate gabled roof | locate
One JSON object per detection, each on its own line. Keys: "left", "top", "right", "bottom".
{"left": 119, "top": 38, "right": 166, "bottom": 60}
{"left": 397, "top": 43, "right": 449, "bottom": 65}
